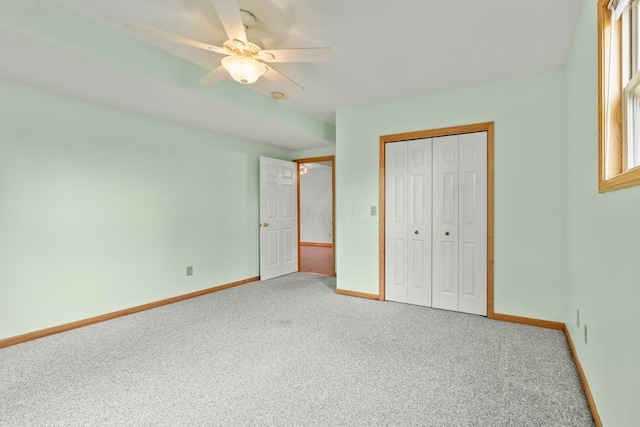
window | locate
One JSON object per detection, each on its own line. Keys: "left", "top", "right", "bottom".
{"left": 598, "top": 0, "right": 640, "bottom": 191}
{"left": 621, "top": 1, "right": 640, "bottom": 169}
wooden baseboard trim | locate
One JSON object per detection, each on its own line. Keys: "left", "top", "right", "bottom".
{"left": 300, "top": 242, "right": 333, "bottom": 248}
{"left": 564, "top": 326, "right": 603, "bottom": 427}
{"left": 0, "top": 276, "right": 259, "bottom": 349}
{"left": 492, "top": 313, "right": 565, "bottom": 330}
{"left": 335, "top": 288, "right": 379, "bottom": 300}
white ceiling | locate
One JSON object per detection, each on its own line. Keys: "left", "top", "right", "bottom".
{"left": 0, "top": 0, "right": 583, "bottom": 151}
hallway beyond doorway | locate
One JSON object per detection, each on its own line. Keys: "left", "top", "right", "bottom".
{"left": 299, "top": 245, "right": 333, "bottom": 276}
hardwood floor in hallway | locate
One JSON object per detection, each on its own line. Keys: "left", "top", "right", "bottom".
{"left": 299, "top": 245, "right": 334, "bottom": 276}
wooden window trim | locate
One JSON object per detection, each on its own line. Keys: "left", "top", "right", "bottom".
{"left": 598, "top": 0, "right": 640, "bottom": 192}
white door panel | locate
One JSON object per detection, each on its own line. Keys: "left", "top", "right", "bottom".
{"left": 385, "top": 142, "right": 408, "bottom": 303}
{"left": 385, "top": 139, "right": 432, "bottom": 306}
{"left": 458, "top": 132, "right": 487, "bottom": 315}
{"left": 259, "top": 157, "right": 298, "bottom": 280}
{"left": 266, "top": 229, "right": 279, "bottom": 266}
{"left": 432, "top": 135, "right": 459, "bottom": 311}
{"left": 406, "top": 139, "right": 431, "bottom": 306}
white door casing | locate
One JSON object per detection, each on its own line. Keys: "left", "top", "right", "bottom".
{"left": 259, "top": 157, "right": 298, "bottom": 280}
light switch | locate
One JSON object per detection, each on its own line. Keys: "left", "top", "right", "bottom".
{"left": 371, "top": 206, "right": 377, "bottom": 216}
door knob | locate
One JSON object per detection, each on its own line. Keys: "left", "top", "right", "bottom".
{"left": 263, "top": 223, "right": 270, "bottom": 227}
{"left": 414, "top": 230, "right": 419, "bottom": 235}
{"left": 445, "top": 231, "right": 450, "bottom": 236}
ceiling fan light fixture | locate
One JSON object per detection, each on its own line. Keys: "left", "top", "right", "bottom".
{"left": 221, "top": 55, "right": 267, "bottom": 84}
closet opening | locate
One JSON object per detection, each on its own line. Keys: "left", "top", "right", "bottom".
{"left": 379, "top": 123, "right": 494, "bottom": 317}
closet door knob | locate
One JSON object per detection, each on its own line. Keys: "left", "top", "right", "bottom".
{"left": 445, "top": 231, "right": 450, "bottom": 236}
{"left": 414, "top": 230, "right": 419, "bottom": 235}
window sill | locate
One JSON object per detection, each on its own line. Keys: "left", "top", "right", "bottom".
{"left": 599, "top": 165, "right": 640, "bottom": 192}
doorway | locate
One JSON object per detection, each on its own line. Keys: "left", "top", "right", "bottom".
{"left": 295, "top": 156, "right": 335, "bottom": 276}
{"left": 379, "top": 123, "right": 494, "bottom": 317}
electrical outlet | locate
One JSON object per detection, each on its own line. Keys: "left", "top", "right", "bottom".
{"left": 584, "top": 324, "right": 588, "bottom": 345}
{"left": 186, "top": 266, "right": 193, "bottom": 276}
{"left": 577, "top": 309, "right": 580, "bottom": 327}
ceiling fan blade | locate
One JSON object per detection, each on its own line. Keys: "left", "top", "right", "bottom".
{"left": 257, "top": 48, "right": 335, "bottom": 63}
{"left": 125, "top": 23, "right": 229, "bottom": 55}
{"left": 261, "top": 66, "right": 304, "bottom": 97}
{"left": 211, "top": 0, "right": 248, "bottom": 47}
{"left": 199, "top": 66, "right": 228, "bottom": 85}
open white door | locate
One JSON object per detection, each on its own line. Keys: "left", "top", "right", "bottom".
{"left": 259, "top": 156, "right": 298, "bottom": 280}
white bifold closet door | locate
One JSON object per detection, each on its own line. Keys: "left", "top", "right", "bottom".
{"left": 432, "top": 132, "right": 487, "bottom": 315}
{"left": 385, "top": 139, "right": 433, "bottom": 307}
{"left": 385, "top": 132, "right": 487, "bottom": 316}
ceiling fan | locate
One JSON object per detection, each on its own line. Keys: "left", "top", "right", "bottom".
{"left": 125, "top": 0, "right": 334, "bottom": 99}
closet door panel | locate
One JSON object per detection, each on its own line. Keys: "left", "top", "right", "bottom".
{"left": 407, "top": 139, "right": 432, "bottom": 307}
{"left": 432, "top": 135, "right": 459, "bottom": 311}
{"left": 458, "top": 132, "right": 488, "bottom": 315}
{"left": 385, "top": 142, "right": 408, "bottom": 303}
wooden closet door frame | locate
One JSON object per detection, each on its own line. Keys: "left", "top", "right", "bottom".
{"left": 379, "top": 122, "right": 495, "bottom": 318}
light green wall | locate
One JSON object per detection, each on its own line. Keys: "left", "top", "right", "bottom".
{"left": 292, "top": 147, "right": 336, "bottom": 159}
{"left": 0, "top": 80, "right": 291, "bottom": 340}
{"left": 564, "top": 1, "right": 640, "bottom": 425}
{"left": 336, "top": 70, "right": 567, "bottom": 321}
